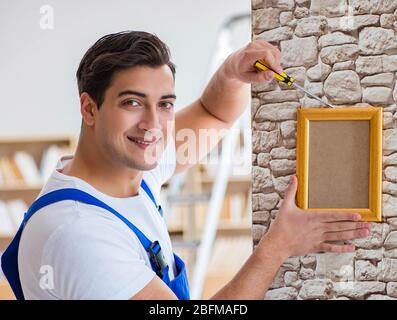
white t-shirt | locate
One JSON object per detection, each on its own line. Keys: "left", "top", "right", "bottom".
{"left": 18, "top": 139, "right": 177, "bottom": 300}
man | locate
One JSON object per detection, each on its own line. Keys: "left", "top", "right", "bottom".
{"left": 11, "top": 31, "right": 369, "bottom": 299}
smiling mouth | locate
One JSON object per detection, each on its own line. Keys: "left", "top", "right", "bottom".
{"left": 127, "top": 136, "right": 159, "bottom": 146}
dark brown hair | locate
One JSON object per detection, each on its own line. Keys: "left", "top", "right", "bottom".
{"left": 76, "top": 31, "right": 176, "bottom": 108}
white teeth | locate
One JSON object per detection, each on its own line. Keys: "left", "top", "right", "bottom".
{"left": 129, "top": 137, "right": 152, "bottom": 145}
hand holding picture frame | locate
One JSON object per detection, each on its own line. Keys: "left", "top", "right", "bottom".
{"left": 296, "top": 107, "right": 383, "bottom": 222}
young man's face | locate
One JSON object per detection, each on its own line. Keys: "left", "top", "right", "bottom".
{"left": 93, "top": 65, "right": 175, "bottom": 171}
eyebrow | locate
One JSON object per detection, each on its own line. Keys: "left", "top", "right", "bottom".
{"left": 118, "top": 90, "right": 176, "bottom": 100}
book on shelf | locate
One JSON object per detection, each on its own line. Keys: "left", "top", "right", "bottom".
{"left": 14, "top": 151, "right": 42, "bottom": 186}
{"left": 0, "top": 144, "right": 72, "bottom": 188}
{"left": 40, "top": 144, "right": 70, "bottom": 182}
{"left": 0, "top": 199, "right": 28, "bottom": 236}
{"left": 6, "top": 199, "right": 27, "bottom": 229}
{"left": 0, "top": 201, "right": 15, "bottom": 236}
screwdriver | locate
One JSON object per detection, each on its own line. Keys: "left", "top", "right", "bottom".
{"left": 254, "top": 59, "right": 334, "bottom": 108}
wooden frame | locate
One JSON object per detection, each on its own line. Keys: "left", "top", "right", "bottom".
{"left": 296, "top": 107, "right": 383, "bottom": 222}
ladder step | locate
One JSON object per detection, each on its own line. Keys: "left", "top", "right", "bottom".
{"left": 167, "top": 193, "right": 211, "bottom": 204}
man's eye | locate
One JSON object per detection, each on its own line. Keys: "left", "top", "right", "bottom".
{"left": 123, "top": 99, "right": 140, "bottom": 107}
{"left": 160, "top": 101, "right": 174, "bottom": 109}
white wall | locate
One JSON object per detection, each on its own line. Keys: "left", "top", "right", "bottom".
{"left": 0, "top": 0, "right": 250, "bottom": 137}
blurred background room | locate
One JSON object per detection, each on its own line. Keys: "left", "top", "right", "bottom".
{"left": 0, "top": 0, "right": 252, "bottom": 299}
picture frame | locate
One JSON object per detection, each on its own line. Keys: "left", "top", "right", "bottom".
{"left": 296, "top": 107, "right": 383, "bottom": 222}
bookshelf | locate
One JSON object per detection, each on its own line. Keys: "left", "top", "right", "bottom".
{"left": 0, "top": 136, "right": 76, "bottom": 248}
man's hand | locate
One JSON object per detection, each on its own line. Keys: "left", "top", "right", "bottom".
{"left": 222, "top": 38, "right": 283, "bottom": 84}
{"left": 260, "top": 175, "right": 371, "bottom": 259}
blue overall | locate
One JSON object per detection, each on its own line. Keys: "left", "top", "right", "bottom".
{"left": 1, "top": 179, "right": 190, "bottom": 300}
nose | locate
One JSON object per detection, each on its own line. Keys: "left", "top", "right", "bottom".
{"left": 138, "top": 107, "right": 161, "bottom": 131}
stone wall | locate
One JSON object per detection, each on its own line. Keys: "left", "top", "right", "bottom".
{"left": 251, "top": 0, "right": 397, "bottom": 300}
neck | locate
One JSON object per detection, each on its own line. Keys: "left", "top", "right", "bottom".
{"left": 62, "top": 135, "right": 142, "bottom": 198}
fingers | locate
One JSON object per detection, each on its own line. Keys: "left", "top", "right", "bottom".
{"left": 318, "top": 243, "right": 356, "bottom": 253}
{"left": 246, "top": 41, "right": 283, "bottom": 73}
{"left": 311, "top": 211, "right": 361, "bottom": 222}
{"left": 282, "top": 175, "right": 298, "bottom": 207}
{"left": 323, "top": 221, "right": 371, "bottom": 233}
{"left": 323, "top": 228, "right": 370, "bottom": 242}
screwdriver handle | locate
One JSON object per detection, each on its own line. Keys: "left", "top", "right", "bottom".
{"left": 254, "top": 59, "right": 295, "bottom": 86}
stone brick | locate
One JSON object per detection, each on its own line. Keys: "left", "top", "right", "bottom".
{"left": 380, "top": 13, "right": 395, "bottom": 28}
{"left": 334, "top": 281, "right": 386, "bottom": 299}
{"left": 310, "top": 0, "right": 347, "bottom": 17}
{"left": 252, "top": 210, "right": 270, "bottom": 225}
{"left": 265, "top": 287, "right": 298, "bottom": 300}
{"left": 332, "top": 60, "right": 355, "bottom": 71}
{"left": 295, "top": 16, "right": 327, "bottom": 37}
{"left": 280, "top": 121, "right": 296, "bottom": 139}
{"left": 305, "top": 82, "right": 324, "bottom": 97}
{"left": 383, "top": 112, "right": 394, "bottom": 129}
{"left": 253, "top": 167, "right": 273, "bottom": 193}
{"left": 355, "top": 55, "right": 383, "bottom": 75}
{"left": 367, "top": 294, "right": 396, "bottom": 300}
{"left": 328, "top": 15, "right": 379, "bottom": 32}
{"left": 257, "top": 152, "right": 271, "bottom": 167}
{"left": 377, "top": 258, "right": 397, "bottom": 281}
{"left": 316, "top": 253, "right": 355, "bottom": 281}
{"left": 355, "top": 260, "right": 378, "bottom": 281}
{"left": 383, "top": 194, "right": 397, "bottom": 217}
{"left": 319, "top": 32, "right": 357, "bottom": 48}
{"left": 252, "top": 192, "right": 280, "bottom": 211}
{"left": 383, "top": 55, "right": 397, "bottom": 72}
{"left": 359, "top": 27, "right": 397, "bottom": 55}
{"left": 255, "top": 102, "right": 299, "bottom": 122}
{"left": 270, "top": 159, "right": 296, "bottom": 177}
{"left": 299, "top": 268, "right": 315, "bottom": 280}
{"left": 299, "top": 279, "right": 333, "bottom": 300}
{"left": 350, "top": 0, "right": 397, "bottom": 15}
{"left": 283, "top": 138, "right": 296, "bottom": 149}
{"left": 307, "top": 61, "right": 331, "bottom": 81}
{"left": 256, "top": 26, "right": 294, "bottom": 42}
{"left": 320, "top": 44, "right": 359, "bottom": 65}
{"left": 363, "top": 87, "right": 393, "bottom": 105}
{"left": 294, "top": 6, "right": 309, "bottom": 19}
{"left": 252, "top": 121, "right": 277, "bottom": 131}
{"left": 283, "top": 256, "right": 301, "bottom": 271}
{"left": 284, "top": 271, "right": 300, "bottom": 287}
{"left": 270, "top": 147, "right": 296, "bottom": 160}
{"left": 280, "top": 37, "right": 318, "bottom": 68}
{"left": 387, "top": 282, "right": 397, "bottom": 297}
{"left": 252, "top": 130, "right": 280, "bottom": 153}
{"left": 301, "top": 255, "right": 317, "bottom": 269}
{"left": 258, "top": 89, "right": 303, "bottom": 103}
{"left": 384, "top": 129, "right": 397, "bottom": 155}
{"left": 384, "top": 231, "right": 397, "bottom": 249}
{"left": 384, "top": 153, "right": 397, "bottom": 166}
{"left": 385, "top": 249, "right": 397, "bottom": 258}
{"left": 324, "top": 71, "right": 361, "bottom": 104}
{"left": 253, "top": 8, "right": 281, "bottom": 33}
{"left": 388, "top": 217, "right": 397, "bottom": 230}
{"left": 385, "top": 166, "right": 397, "bottom": 183}
{"left": 356, "top": 249, "right": 384, "bottom": 261}
{"left": 280, "top": 11, "right": 294, "bottom": 26}
{"left": 361, "top": 73, "right": 395, "bottom": 87}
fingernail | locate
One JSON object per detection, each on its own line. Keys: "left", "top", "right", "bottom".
{"left": 361, "top": 229, "right": 370, "bottom": 236}
{"left": 355, "top": 214, "right": 361, "bottom": 220}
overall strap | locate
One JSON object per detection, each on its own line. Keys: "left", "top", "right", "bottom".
{"left": 141, "top": 179, "right": 163, "bottom": 216}
{"left": 25, "top": 188, "right": 153, "bottom": 250}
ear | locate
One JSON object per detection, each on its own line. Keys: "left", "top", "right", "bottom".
{"left": 80, "top": 92, "right": 98, "bottom": 127}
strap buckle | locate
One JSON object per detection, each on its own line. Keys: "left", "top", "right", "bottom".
{"left": 148, "top": 241, "right": 168, "bottom": 279}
